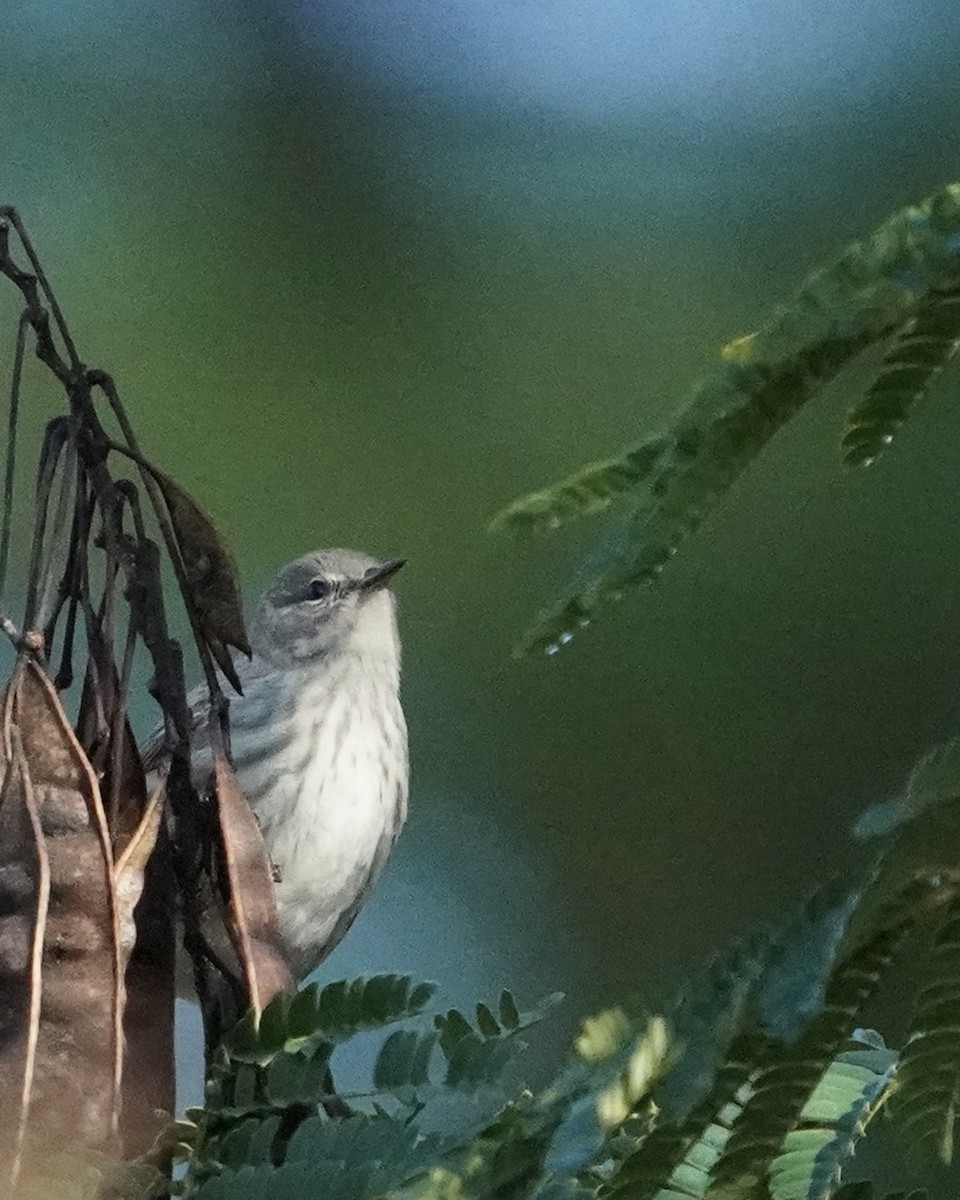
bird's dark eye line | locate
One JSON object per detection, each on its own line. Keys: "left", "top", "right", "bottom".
{"left": 308, "top": 578, "right": 331, "bottom": 601}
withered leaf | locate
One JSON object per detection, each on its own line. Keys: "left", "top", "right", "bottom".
{"left": 75, "top": 620, "right": 174, "bottom": 1153}
{"left": 0, "top": 658, "right": 121, "bottom": 1190}
{"left": 155, "top": 472, "right": 250, "bottom": 689}
{"left": 116, "top": 775, "right": 174, "bottom": 1156}
{"left": 76, "top": 625, "right": 148, "bottom": 854}
{"left": 114, "top": 776, "right": 166, "bottom": 969}
{"left": 0, "top": 729, "right": 45, "bottom": 1193}
{"left": 213, "top": 749, "right": 292, "bottom": 1017}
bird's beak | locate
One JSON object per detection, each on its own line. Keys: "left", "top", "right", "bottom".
{"left": 359, "top": 557, "right": 406, "bottom": 591}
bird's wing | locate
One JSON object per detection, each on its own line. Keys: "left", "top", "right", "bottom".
{"left": 139, "top": 681, "right": 212, "bottom": 774}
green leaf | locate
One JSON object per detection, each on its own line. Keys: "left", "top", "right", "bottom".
{"left": 892, "top": 890, "right": 960, "bottom": 1165}
{"left": 607, "top": 882, "right": 907, "bottom": 1200}
{"left": 476, "top": 1002, "right": 502, "bottom": 1039}
{"left": 766, "top": 1049, "right": 895, "bottom": 1200}
{"left": 600, "top": 938, "right": 769, "bottom": 1199}
{"left": 656, "top": 937, "right": 768, "bottom": 1123}
{"left": 437, "top": 1009, "right": 475, "bottom": 1057}
{"left": 575, "top": 1008, "right": 632, "bottom": 1064}
{"left": 196, "top": 1115, "right": 448, "bottom": 1200}
{"left": 752, "top": 888, "right": 862, "bottom": 1044}
{"left": 263, "top": 1043, "right": 333, "bottom": 1108}
{"left": 225, "top": 975, "right": 438, "bottom": 1064}
{"left": 433, "top": 993, "right": 563, "bottom": 1091}
{"left": 373, "top": 1030, "right": 439, "bottom": 1091}
{"left": 495, "top": 183, "right": 960, "bottom": 655}
{"left": 490, "top": 437, "right": 667, "bottom": 534}
{"left": 217, "top": 1115, "right": 282, "bottom": 1170}
{"left": 708, "top": 918, "right": 907, "bottom": 1197}
{"left": 831, "top": 1185, "right": 928, "bottom": 1200}
{"left": 546, "top": 1016, "right": 670, "bottom": 1176}
{"left": 854, "top": 738, "right": 960, "bottom": 840}
{"left": 842, "top": 282, "right": 960, "bottom": 467}
{"left": 603, "top": 1097, "right": 742, "bottom": 1200}
{"left": 500, "top": 990, "right": 522, "bottom": 1031}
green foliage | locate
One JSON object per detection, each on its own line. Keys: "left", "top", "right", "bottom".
{"left": 490, "top": 437, "right": 668, "bottom": 534}
{"left": 372, "top": 990, "right": 563, "bottom": 1095}
{"left": 107, "top": 184, "right": 960, "bottom": 1200}
{"left": 225, "top": 974, "right": 438, "bottom": 1065}
{"left": 706, "top": 914, "right": 906, "bottom": 1196}
{"left": 854, "top": 739, "right": 960, "bottom": 841}
{"left": 491, "top": 183, "right": 960, "bottom": 654}
{"left": 176, "top": 984, "right": 563, "bottom": 1198}
{"left": 766, "top": 1041, "right": 896, "bottom": 1200}
{"left": 834, "top": 1189, "right": 928, "bottom": 1200}
{"left": 598, "top": 883, "right": 909, "bottom": 1200}
{"left": 100, "top": 734, "right": 960, "bottom": 1200}
{"left": 892, "top": 891, "right": 960, "bottom": 1164}
{"left": 842, "top": 283, "right": 960, "bottom": 467}
{"left": 194, "top": 1116, "right": 450, "bottom": 1200}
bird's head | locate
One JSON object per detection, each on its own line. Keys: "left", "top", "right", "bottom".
{"left": 250, "top": 548, "right": 404, "bottom": 666}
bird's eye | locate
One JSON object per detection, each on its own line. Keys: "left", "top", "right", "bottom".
{"left": 307, "top": 578, "right": 331, "bottom": 601}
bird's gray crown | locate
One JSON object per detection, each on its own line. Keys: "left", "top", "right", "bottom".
{"left": 250, "top": 548, "right": 403, "bottom": 668}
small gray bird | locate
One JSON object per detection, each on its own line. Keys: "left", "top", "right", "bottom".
{"left": 153, "top": 548, "right": 408, "bottom": 982}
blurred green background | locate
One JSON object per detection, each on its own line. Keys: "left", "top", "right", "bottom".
{"left": 5, "top": 0, "right": 960, "bottom": 1147}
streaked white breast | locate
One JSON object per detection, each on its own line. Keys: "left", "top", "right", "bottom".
{"left": 229, "top": 654, "right": 407, "bottom": 977}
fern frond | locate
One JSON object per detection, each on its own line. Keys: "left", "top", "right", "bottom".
{"left": 195, "top": 1114, "right": 448, "bottom": 1200}
{"left": 225, "top": 974, "right": 437, "bottom": 1065}
{"left": 892, "top": 891, "right": 960, "bottom": 1165}
{"left": 497, "top": 183, "right": 960, "bottom": 654}
{"left": 603, "top": 1093, "right": 743, "bottom": 1200}
{"left": 766, "top": 1044, "right": 896, "bottom": 1200}
{"left": 708, "top": 919, "right": 908, "bottom": 1196}
{"left": 435, "top": 992, "right": 565, "bottom": 1089}
{"left": 842, "top": 282, "right": 960, "bottom": 467}
{"left": 373, "top": 1030, "right": 439, "bottom": 1092}
{"left": 599, "top": 941, "right": 771, "bottom": 1199}
{"left": 490, "top": 437, "right": 668, "bottom": 534}
{"left": 854, "top": 738, "right": 960, "bottom": 841}
{"left": 543, "top": 1015, "right": 670, "bottom": 1177}
{"left": 832, "top": 1187, "right": 930, "bottom": 1200}
{"left": 608, "top": 891, "right": 892, "bottom": 1200}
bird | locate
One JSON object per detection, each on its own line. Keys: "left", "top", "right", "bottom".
{"left": 146, "top": 548, "right": 408, "bottom": 983}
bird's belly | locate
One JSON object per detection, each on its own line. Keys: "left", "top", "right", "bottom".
{"left": 230, "top": 699, "right": 406, "bottom": 976}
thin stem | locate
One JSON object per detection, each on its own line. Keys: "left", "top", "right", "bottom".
{"left": 52, "top": 476, "right": 93, "bottom": 690}
{"left": 0, "top": 310, "right": 28, "bottom": 611}
{"left": 36, "top": 429, "right": 78, "bottom": 636}
{"left": 1, "top": 208, "right": 81, "bottom": 374}
{"left": 23, "top": 418, "right": 70, "bottom": 636}
{"left": 109, "top": 610, "right": 138, "bottom": 831}
{"left": 88, "top": 371, "right": 227, "bottom": 722}
{"left": 0, "top": 215, "right": 70, "bottom": 385}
